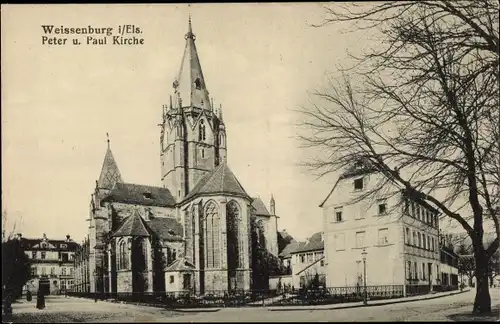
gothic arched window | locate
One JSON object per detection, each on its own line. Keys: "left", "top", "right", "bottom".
{"left": 204, "top": 201, "right": 220, "bottom": 269}
{"left": 118, "top": 240, "right": 128, "bottom": 270}
{"left": 227, "top": 200, "right": 241, "bottom": 269}
{"left": 198, "top": 120, "right": 206, "bottom": 142}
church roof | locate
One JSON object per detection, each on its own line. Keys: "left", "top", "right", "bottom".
{"left": 164, "top": 258, "right": 195, "bottom": 272}
{"left": 184, "top": 162, "right": 250, "bottom": 201}
{"left": 101, "top": 183, "right": 176, "bottom": 207}
{"left": 251, "top": 198, "right": 271, "bottom": 216}
{"left": 97, "top": 142, "right": 123, "bottom": 189}
{"left": 111, "top": 210, "right": 152, "bottom": 237}
{"left": 147, "top": 217, "right": 184, "bottom": 242}
{"left": 173, "top": 17, "right": 212, "bottom": 111}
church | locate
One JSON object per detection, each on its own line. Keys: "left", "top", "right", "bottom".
{"left": 84, "top": 18, "right": 282, "bottom": 295}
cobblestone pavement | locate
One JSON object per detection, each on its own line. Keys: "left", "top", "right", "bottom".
{"left": 3, "top": 289, "right": 499, "bottom": 322}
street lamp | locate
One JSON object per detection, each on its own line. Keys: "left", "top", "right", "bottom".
{"left": 361, "top": 248, "right": 368, "bottom": 305}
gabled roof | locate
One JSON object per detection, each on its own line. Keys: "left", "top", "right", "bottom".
{"left": 279, "top": 241, "right": 305, "bottom": 259}
{"left": 252, "top": 197, "right": 271, "bottom": 216}
{"left": 97, "top": 144, "right": 123, "bottom": 190}
{"left": 164, "top": 258, "right": 195, "bottom": 272}
{"left": 147, "top": 217, "right": 184, "bottom": 242}
{"left": 294, "top": 232, "right": 324, "bottom": 254}
{"left": 278, "top": 230, "right": 295, "bottom": 243}
{"left": 112, "top": 210, "right": 152, "bottom": 237}
{"left": 319, "top": 160, "right": 378, "bottom": 208}
{"left": 184, "top": 162, "right": 250, "bottom": 201}
{"left": 102, "top": 182, "right": 176, "bottom": 207}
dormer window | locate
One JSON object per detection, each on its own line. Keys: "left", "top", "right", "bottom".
{"left": 194, "top": 78, "right": 202, "bottom": 90}
{"left": 354, "top": 178, "right": 364, "bottom": 191}
{"left": 143, "top": 193, "right": 153, "bottom": 199}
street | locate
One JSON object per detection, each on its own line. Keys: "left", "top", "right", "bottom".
{"left": 4, "top": 289, "right": 499, "bottom": 322}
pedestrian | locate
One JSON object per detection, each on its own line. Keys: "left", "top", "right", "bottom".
{"left": 36, "top": 289, "right": 45, "bottom": 309}
{"left": 4, "top": 293, "right": 13, "bottom": 315}
{"left": 26, "top": 290, "right": 32, "bottom": 302}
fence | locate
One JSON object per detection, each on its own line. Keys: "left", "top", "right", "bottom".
{"left": 68, "top": 283, "right": 460, "bottom": 308}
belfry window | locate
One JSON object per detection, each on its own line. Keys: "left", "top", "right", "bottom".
{"left": 194, "top": 78, "right": 202, "bottom": 90}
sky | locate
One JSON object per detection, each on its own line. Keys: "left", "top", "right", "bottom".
{"left": 1, "top": 3, "right": 475, "bottom": 244}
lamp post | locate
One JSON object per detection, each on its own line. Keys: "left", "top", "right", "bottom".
{"left": 361, "top": 248, "right": 368, "bottom": 305}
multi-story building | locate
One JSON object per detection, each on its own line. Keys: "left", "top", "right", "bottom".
{"left": 439, "top": 245, "right": 459, "bottom": 289}
{"left": 290, "top": 232, "right": 325, "bottom": 290}
{"left": 320, "top": 161, "right": 441, "bottom": 294}
{"left": 73, "top": 236, "right": 91, "bottom": 293}
{"left": 18, "top": 233, "right": 79, "bottom": 295}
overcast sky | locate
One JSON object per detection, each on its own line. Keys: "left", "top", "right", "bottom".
{"left": 1, "top": 3, "right": 471, "bottom": 243}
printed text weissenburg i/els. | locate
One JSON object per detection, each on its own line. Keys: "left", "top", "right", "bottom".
{"left": 41, "top": 25, "right": 145, "bottom": 46}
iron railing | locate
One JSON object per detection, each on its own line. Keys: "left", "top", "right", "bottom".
{"left": 67, "top": 284, "right": 459, "bottom": 308}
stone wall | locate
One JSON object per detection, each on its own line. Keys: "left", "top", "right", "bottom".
{"left": 116, "top": 271, "right": 132, "bottom": 292}
{"left": 204, "top": 269, "right": 228, "bottom": 292}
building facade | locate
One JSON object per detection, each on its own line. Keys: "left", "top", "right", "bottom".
{"left": 19, "top": 233, "right": 79, "bottom": 295}
{"left": 321, "top": 162, "right": 441, "bottom": 293}
{"left": 79, "top": 18, "right": 282, "bottom": 295}
{"left": 290, "top": 232, "right": 325, "bottom": 290}
{"left": 73, "top": 236, "right": 91, "bottom": 293}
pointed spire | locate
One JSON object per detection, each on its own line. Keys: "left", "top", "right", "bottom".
{"left": 174, "top": 14, "right": 211, "bottom": 110}
{"left": 97, "top": 134, "right": 123, "bottom": 189}
{"left": 270, "top": 193, "right": 276, "bottom": 215}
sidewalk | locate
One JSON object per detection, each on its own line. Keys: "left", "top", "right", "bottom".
{"left": 266, "top": 289, "right": 470, "bottom": 311}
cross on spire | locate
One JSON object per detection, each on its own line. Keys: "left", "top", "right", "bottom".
{"left": 106, "top": 132, "right": 110, "bottom": 148}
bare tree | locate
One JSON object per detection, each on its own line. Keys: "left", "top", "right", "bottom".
{"left": 298, "top": 1, "right": 499, "bottom": 314}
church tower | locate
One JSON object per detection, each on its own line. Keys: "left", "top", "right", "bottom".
{"left": 160, "top": 17, "right": 227, "bottom": 202}
{"left": 89, "top": 134, "right": 123, "bottom": 293}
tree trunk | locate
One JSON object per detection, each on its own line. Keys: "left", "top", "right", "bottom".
{"left": 473, "top": 250, "right": 492, "bottom": 314}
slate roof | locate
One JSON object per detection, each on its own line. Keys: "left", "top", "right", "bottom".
{"left": 338, "top": 158, "right": 378, "bottom": 180}
{"left": 184, "top": 162, "right": 250, "bottom": 201}
{"left": 278, "top": 230, "right": 295, "bottom": 243}
{"left": 19, "top": 237, "right": 80, "bottom": 251}
{"left": 279, "top": 241, "right": 305, "bottom": 259}
{"left": 111, "top": 210, "right": 152, "bottom": 237}
{"left": 147, "top": 217, "right": 184, "bottom": 242}
{"left": 102, "top": 182, "right": 176, "bottom": 207}
{"left": 252, "top": 197, "right": 271, "bottom": 216}
{"left": 97, "top": 145, "right": 123, "bottom": 189}
{"left": 294, "top": 231, "right": 324, "bottom": 254}
{"left": 164, "top": 258, "right": 195, "bottom": 272}
{"left": 173, "top": 18, "right": 213, "bottom": 111}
